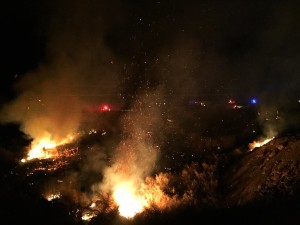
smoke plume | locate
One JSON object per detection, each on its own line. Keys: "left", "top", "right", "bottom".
{"left": 0, "top": 0, "right": 121, "bottom": 146}
{"left": 93, "top": 88, "right": 165, "bottom": 201}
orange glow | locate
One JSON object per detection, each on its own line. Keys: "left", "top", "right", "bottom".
{"left": 81, "top": 211, "right": 97, "bottom": 221}
{"left": 108, "top": 173, "right": 176, "bottom": 219}
{"left": 21, "top": 135, "right": 75, "bottom": 163}
{"left": 113, "top": 182, "right": 148, "bottom": 218}
{"left": 249, "top": 136, "right": 275, "bottom": 151}
{"left": 45, "top": 192, "right": 61, "bottom": 201}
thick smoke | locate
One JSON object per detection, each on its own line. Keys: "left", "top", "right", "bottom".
{"left": 93, "top": 89, "right": 165, "bottom": 199}
{"left": 0, "top": 66, "right": 82, "bottom": 144}
{"left": 0, "top": 0, "right": 121, "bottom": 145}
{"left": 252, "top": 2, "right": 300, "bottom": 138}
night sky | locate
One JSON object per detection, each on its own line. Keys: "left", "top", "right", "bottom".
{"left": 1, "top": 0, "right": 299, "bottom": 105}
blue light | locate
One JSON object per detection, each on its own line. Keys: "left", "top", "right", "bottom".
{"left": 250, "top": 98, "right": 257, "bottom": 104}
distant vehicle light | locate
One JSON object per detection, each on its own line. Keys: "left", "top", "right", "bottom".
{"left": 233, "top": 105, "right": 243, "bottom": 109}
{"left": 100, "top": 104, "right": 111, "bottom": 112}
{"left": 250, "top": 98, "right": 257, "bottom": 104}
{"left": 228, "top": 99, "right": 235, "bottom": 104}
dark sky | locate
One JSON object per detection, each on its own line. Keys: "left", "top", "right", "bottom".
{"left": 1, "top": 0, "right": 299, "bottom": 105}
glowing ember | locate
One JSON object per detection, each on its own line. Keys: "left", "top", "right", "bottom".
{"left": 89, "top": 202, "right": 96, "bottom": 208}
{"left": 81, "top": 211, "right": 97, "bottom": 221}
{"left": 113, "top": 182, "right": 148, "bottom": 218}
{"left": 45, "top": 192, "right": 61, "bottom": 201}
{"left": 249, "top": 137, "right": 275, "bottom": 151}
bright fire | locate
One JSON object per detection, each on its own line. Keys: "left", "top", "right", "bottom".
{"left": 113, "top": 182, "right": 148, "bottom": 218}
{"left": 81, "top": 211, "right": 97, "bottom": 221}
{"left": 249, "top": 136, "right": 275, "bottom": 151}
{"left": 21, "top": 135, "right": 75, "bottom": 162}
{"left": 45, "top": 192, "right": 61, "bottom": 201}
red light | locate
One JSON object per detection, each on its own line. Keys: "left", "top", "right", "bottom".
{"left": 228, "top": 99, "right": 235, "bottom": 104}
{"left": 100, "top": 104, "right": 111, "bottom": 112}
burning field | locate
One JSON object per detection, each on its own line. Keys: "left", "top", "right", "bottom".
{"left": 4, "top": 90, "right": 221, "bottom": 222}
{"left": 1, "top": 96, "right": 300, "bottom": 225}
{"left": 0, "top": 66, "right": 300, "bottom": 225}
{"left": 1, "top": 1, "right": 300, "bottom": 224}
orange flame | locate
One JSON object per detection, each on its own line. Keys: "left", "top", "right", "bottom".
{"left": 81, "top": 211, "right": 97, "bottom": 221}
{"left": 249, "top": 136, "right": 275, "bottom": 151}
{"left": 113, "top": 182, "right": 148, "bottom": 218}
{"left": 45, "top": 192, "right": 61, "bottom": 201}
{"left": 21, "top": 135, "right": 75, "bottom": 163}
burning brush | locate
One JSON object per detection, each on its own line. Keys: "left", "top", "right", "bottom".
{"left": 19, "top": 134, "right": 80, "bottom": 175}
{"left": 21, "top": 134, "right": 76, "bottom": 163}
{"left": 14, "top": 90, "right": 220, "bottom": 222}
{"left": 249, "top": 136, "right": 275, "bottom": 151}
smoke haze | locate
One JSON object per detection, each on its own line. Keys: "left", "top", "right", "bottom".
{"left": 1, "top": 0, "right": 122, "bottom": 144}
{"left": 0, "top": 0, "right": 299, "bottom": 220}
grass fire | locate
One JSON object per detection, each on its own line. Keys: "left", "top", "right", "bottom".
{"left": 1, "top": 1, "right": 300, "bottom": 225}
